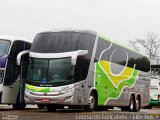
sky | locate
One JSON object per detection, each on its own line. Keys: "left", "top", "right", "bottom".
{"left": 0, "top": 0, "right": 160, "bottom": 45}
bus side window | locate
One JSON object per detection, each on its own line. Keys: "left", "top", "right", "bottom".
{"left": 95, "top": 38, "right": 111, "bottom": 61}
{"left": 74, "top": 56, "right": 90, "bottom": 82}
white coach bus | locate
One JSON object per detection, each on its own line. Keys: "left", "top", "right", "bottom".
{"left": 17, "top": 30, "right": 150, "bottom": 112}
{"left": 0, "top": 35, "right": 31, "bottom": 109}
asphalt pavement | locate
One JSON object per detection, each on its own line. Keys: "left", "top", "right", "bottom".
{"left": 0, "top": 105, "right": 159, "bottom": 120}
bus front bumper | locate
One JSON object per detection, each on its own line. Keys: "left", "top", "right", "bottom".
{"left": 25, "top": 90, "right": 75, "bottom": 105}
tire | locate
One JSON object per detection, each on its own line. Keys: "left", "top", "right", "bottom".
{"left": 128, "top": 96, "right": 135, "bottom": 112}
{"left": 37, "top": 104, "right": 46, "bottom": 109}
{"left": 12, "top": 102, "right": 26, "bottom": 110}
{"left": 12, "top": 95, "right": 26, "bottom": 110}
{"left": 46, "top": 105, "right": 56, "bottom": 112}
{"left": 84, "top": 92, "right": 97, "bottom": 112}
{"left": 134, "top": 97, "right": 141, "bottom": 112}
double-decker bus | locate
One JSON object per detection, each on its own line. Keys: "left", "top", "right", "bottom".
{"left": 0, "top": 35, "right": 31, "bottom": 109}
{"left": 18, "top": 30, "right": 150, "bottom": 112}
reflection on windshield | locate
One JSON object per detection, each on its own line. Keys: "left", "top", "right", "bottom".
{"left": 28, "top": 58, "right": 73, "bottom": 86}
{"left": 0, "top": 40, "right": 10, "bottom": 57}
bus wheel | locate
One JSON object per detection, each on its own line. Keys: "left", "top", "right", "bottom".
{"left": 128, "top": 96, "right": 135, "bottom": 112}
{"left": 46, "top": 105, "right": 56, "bottom": 112}
{"left": 134, "top": 97, "right": 140, "bottom": 112}
{"left": 12, "top": 95, "right": 26, "bottom": 110}
{"left": 12, "top": 103, "right": 26, "bottom": 110}
{"left": 84, "top": 92, "right": 97, "bottom": 112}
{"left": 37, "top": 104, "right": 46, "bottom": 109}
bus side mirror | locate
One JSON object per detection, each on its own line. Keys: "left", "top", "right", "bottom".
{"left": 71, "top": 50, "right": 88, "bottom": 65}
{"left": 17, "top": 50, "right": 30, "bottom": 66}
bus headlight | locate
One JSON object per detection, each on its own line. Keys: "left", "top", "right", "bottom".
{"left": 60, "top": 88, "right": 74, "bottom": 94}
{"left": 64, "top": 96, "right": 73, "bottom": 101}
{"left": 25, "top": 89, "right": 32, "bottom": 93}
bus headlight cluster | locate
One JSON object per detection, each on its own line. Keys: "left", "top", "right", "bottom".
{"left": 60, "top": 88, "right": 74, "bottom": 94}
{"left": 25, "top": 89, "right": 32, "bottom": 94}
{"left": 64, "top": 96, "right": 73, "bottom": 101}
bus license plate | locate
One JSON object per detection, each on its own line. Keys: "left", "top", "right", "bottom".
{"left": 41, "top": 98, "right": 50, "bottom": 102}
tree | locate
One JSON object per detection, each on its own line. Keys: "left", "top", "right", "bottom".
{"left": 129, "top": 32, "right": 160, "bottom": 58}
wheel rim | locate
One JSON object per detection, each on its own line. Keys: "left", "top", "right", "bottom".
{"left": 88, "top": 95, "right": 95, "bottom": 109}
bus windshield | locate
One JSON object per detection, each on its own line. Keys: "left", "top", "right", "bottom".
{"left": 28, "top": 58, "right": 74, "bottom": 86}
{"left": 0, "top": 40, "right": 10, "bottom": 57}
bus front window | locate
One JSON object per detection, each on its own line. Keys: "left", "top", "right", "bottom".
{"left": 28, "top": 58, "right": 74, "bottom": 86}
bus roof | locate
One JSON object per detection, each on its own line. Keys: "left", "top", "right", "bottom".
{"left": 37, "top": 29, "right": 147, "bottom": 58}
{"left": 0, "top": 35, "right": 31, "bottom": 43}
{"left": 39, "top": 29, "right": 97, "bottom": 35}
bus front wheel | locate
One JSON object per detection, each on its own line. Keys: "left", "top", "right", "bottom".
{"left": 84, "top": 92, "right": 97, "bottom": 112}
{"left": 12, "top": 95, "right": 26, "bottom": 110}
{"left": 12, "top": 103, "right": 26, "bottom": 110}
{"left": 37, "top": 104, "right": 46, "bottom": 109}
{"left": 46, "top": 105, "right": 56, "bottom": 112}
{"left": 134, "top": 97, "right": 141, "bottom": 112}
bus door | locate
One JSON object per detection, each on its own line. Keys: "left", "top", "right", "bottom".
{"left": 19, "top": 53, "right": 29, "bottom": 103}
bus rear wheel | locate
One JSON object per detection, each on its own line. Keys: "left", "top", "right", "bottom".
{"left": 128, "top": 96, "right": 135, "bottom": 112}
{"left": 134, "top": 97, "right": 141, "bottom": 112}
{"left": 84, "top": 92, "right": 97, "bottom": 112}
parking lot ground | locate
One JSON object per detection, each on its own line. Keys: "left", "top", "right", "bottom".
{"left": 0, "top": 105, "right": 159, "bottom": 120}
